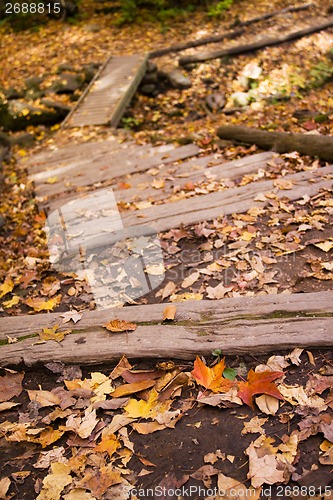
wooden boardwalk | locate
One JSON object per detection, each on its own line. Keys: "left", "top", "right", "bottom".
{"left": 63, "top": 54, "right": 148, "bottom": 127}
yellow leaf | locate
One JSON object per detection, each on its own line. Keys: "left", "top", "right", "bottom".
{"left": 25, "top": 295, "right": 61, "bottom": 312}
{"left": 3, "top": 295, "right": 20, "bottom": 308}
{"left": 36, "top": 462, "right": 72, "bottom": 500}
{"left": 46, "top": 176, "right": 58, "bottom": 184}
{"left": 124, "top": 389, "right": 170, "bottom": 418}
{"left": 0, "top": 278, "right": 14, "bottom": 298}
{"left": 163, "top": 305, "right": 177, "bottom": 321}
{"left": 111, "top": 380, "right": 156, "bottom": 398}
{"left": 103, "top": 319, "right": 137, "bottom": 333}
{"left": 39, "top": 325, "right": 71, "bottom": 343}
{"left": 95, "top": 430, "right": 120, "bottom": 457}
{"left": 152, "top": 179, "right": 165, "bottom": 189}
{"left": 314, "top": 241, "right": 333, "bottom": 252}
{"left": 170, "top": 292, "right": 203, "bottom": 302}
{"left": 145, "top": 263, "right": 165, "bottom": 275}
{"left": 28, "top": 390, "right": 61, "bottom": 407}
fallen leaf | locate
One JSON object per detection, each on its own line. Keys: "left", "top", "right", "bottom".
{"left": 0, "top": 402, "right": 20, "bottom": 412}
{"left": 63, "top": 490, "right": 96, "bottom": 500}
{"left": 313, "top": 241, "right": 333, "bottom": 252}
{"left": 103, "top": 319, "right": 137, "bottom": 333}
{"left": 155, "top": 281, "right": 176, "bottom": 300}
{"left": 111, "top": 379, "right": 156, "bottom": 398}
{"left": 0, "top": 372, "right": 23, "bottom": 402}
{"left": 27, "top": 390, "right": 61, "bottom": 407}
{"left": 181, "top": 272, "right": 200, "bottom": 288}
{"left": 206, "top": 283, "right": 233, "bottom": 299}
{"left": 36, "top": 462, "right": 72, "bottom": 500}
{"left": 192, "top": 356, "right": 234, "bottom": 393}
{"left": 0, "top": 477, "right": 10, "bottom": 500}
{"left": 237, "top": 370, "right": 284, "bottom": 408}
{"left": 216, "top": 472, "right": 261, "bottom": 499}
{"left": 25, "top": 295, "right": 61, "bottom": 312}
{"left": 0, "top": 277, "right": 14, "bottom": 299}
{"left": 3, "top": 295, "right": 20, "bottom": 308}
{"left": 255, "top": 394, "right": 279, "bottom": 415}
{"left": 39, "top": 325, "right": 71, "bottom": 343}
{"left": 145, "top": 263, "right": 165, "bottom": 275}
{"left": 241, "top": 416, "right": 268, "bottom": 435}
{"left": 163, "top": 305, "right": 177, "bottom": 321}
{"left": 95, "top": 429, "right": 120, "bottom": 457}
{"left": 65, "top": 408, "right": 98, "bottom": 439}
{"left": 76, "top": 465, "right": 122, "bottom": 497}
{"left": 61, "top": 311, "right": 82, "bottom": 324}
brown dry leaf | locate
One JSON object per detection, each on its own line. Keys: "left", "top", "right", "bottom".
{"left": 155, "top": 281, "right": 177, "bottom": 300}
{"left": 246, "top": 438, "right": 288, "bottom": 488}
{"left": 34, "top": 447, "right": 66, "bottom": 469}
{"left": 60, "top": 311, "right": 82, "bottom": 324}
{"left": 132, "top": 421, "right": 167, "bottom": 434}
{"left": 181, "top": 272, "right": 200, "bottom": 288}
{"left": 163, "top": 304, "right": 177, "bottom": 321}
{"left": 65, "top": 408, "right": 98, "bottom": 439}
{"left": 38, "top": 325, "right": 72, "bottom": 343}
{"left": 0, "top": 372, "right": 23, "bottom": 402}
{"left": 111, "top": 379, "right": 156, "bottom": 398}
{"left": 145, "top": 263, "right": 165, "bottom": 275}
{"left": 204, "top": 450, "right": 225, "bottom": 464}
{"left": 27, "top": 390, "right": 61, "bottom": 407}
{"left": 273, "top": 179, "right": 294, "bottom": 190}
{"left": 76, "top": 465, "right": 122, "bottom": 497}
{"left": 286, "top": 348, "right": 303, "bottom": 366}
{"left": 34, "top": 428, "right": 65, "bottom": 448}
{"left": 215, "top": 472, "right": 261, "bottom": 499}
{"left": 190, "top": 465, "right": 219, "bottom": 488}
{"left": 313, "top": 240, "right": 333, "bottom": 252}
{"left": 206, "top": 284, "right": 233, "bottom": 299}
{"left": 198, "top": 387, "right": 243, "bottom": 407}
{"left": 0, "top": 277, "right": 14, "bottom": 298}
{"left": 109, "top": 355, "right": 133, "bottom": 380}
{"left": 103, "top": 319, "right": 137, "bottom": 333}
{"left": 255, "top": 394, "right": 279, "bottom": 415}
{"left": 152, "top": 178, "right": 165, "bottom": 189}
{"left": 241, "top": 416, "right": 268, "bottom": 435}
{"left": 36, "top": 462, "right": 72, "bottom": 500}
{"left": 63, "top": 490, "right": 96, "bottom": 500}
{"left": 0, "top": 402, "right": 20, "bottom": 412}
{"left": 40, "top": 277, "right": 61, "bottom": 297}
{"left": 0, "top": 477, "right": 10, "bottom": 500}
{"left": 25, "top": 295, "right": 61, "bottom": 312}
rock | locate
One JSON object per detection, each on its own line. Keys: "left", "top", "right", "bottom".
{"left": 83, "top": 24, "right": 100, "bottom": 32}
{"left": 142, "top": 72, "right": 158, "bottom": 84}
{"left": 50, "top": 73, "right": 82, "bottom": 94}
{"left": 0, "top": 100, "right": 66, "bottom": 131}
{"left": 83, "top": 63, "right": 100, "bottom": 83}
{"left": 147, "top": 61, "right": 158, "bottom": 73}
{"left": 242, "top": 62, "right": 262, "bottom": 80}
{"left": 202, "top": 77, "right": 215, "bottom": 85}
{"left": 4, "top": 87, "right": 24, "bottom": 100}
{"left": 40, "top": 99, "right": 71, "bottom": 118}
{"left": 25, "top": 76, "right": 43, "bottom": 89}
{"left": 25, "top": 87, "right": 45, "bottom": 100}
{"left": 205, "top": 93, "right": 226, "bottom": 111}
{"left": 165, "top": 70, "right": 192, "bottom": 89}
{"left": 57, "top": 63, "right": 76, "bottom": 73}
{"left": 231, "top": 91, "right": 250, "bottom": 107}
{"left": 292, "top": 109, "right": 316, "bottom": 122}
{"left": 140, "top": 84, "right": 157, "bottom": 96}
{"left": 10, "top": 132, "right": 35, "bottom": 145}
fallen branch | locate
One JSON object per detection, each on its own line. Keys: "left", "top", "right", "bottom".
{"left": 179, "top": 17, "right": 333, "bottom": 65}
{"left": 234, "top": 2, "right": 314, "bottom": 28}
{"left": 217, "top": 125, "right": 333, "bottom": 162}
{"left": 148, "top": 28, "right": 244, "bottom": 59}
{"left": 149, "top": 3, "right": 313, "bottom": 59}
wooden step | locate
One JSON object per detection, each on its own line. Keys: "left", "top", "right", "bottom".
{"left": 1, "top": 291, "right": 332, "bottom": 367}
{"left": 63, "top": 54, "right": 148, "bottom": 127}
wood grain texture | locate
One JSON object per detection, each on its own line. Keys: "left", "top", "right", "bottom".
{"left": 1, "top": 291, "right": 332, "bottom": 366}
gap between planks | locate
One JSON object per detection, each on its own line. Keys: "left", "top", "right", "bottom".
{"left": 0, "top": 291, "right": 332, "bottom": 367}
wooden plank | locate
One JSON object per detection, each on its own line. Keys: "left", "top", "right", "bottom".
{"left": 0, "top": 291, "right": 332, "bottom": 366}
{"left": 59, "top": 164, "right": 333, "bottom": 252}
{"left": 46, "top": 151, "right": 274, "bottom": 212}
{"left": 30, "top": 143, "right": 200, "bottom": 199}
{"left": 64, "top": 54, "right": 148, "bottom": 127}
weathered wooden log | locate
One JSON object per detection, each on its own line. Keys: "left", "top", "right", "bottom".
{"left": 217, "top": 125, "right": 333, "bottom": 162}
{"left": 179, "top": 17, "right": 333, "bottom": 65}
{"left": 235, "top": 2, "right": 314, "bottom": 28}
{"left": 149, "top": 28, "right": 244, "bottom": 59}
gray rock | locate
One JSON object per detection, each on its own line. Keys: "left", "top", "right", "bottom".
{"left": 57, "top": 63, "right": 76, "bottom": 73}
{"left": 4, "top": 87, "right": 24, "bottom": 100}
{"left": 25, "top": 76, "right": 43, "bottom": 89}
{"left": 25, "top": 87, "right": 45, "bottom": 100}
{"left": 41, "top": 99, "right": 71, "bottom": 118}
{"left": 231, "top": 91, "right": 250, "bottom": 107}
{"left": 10, "top": 132, "right": 35, "bottom": 145}
{"left": 140, "top": 84, "right": 157, "bottom": 96}
{"left": 165, "top": 70, "right": 192, "bottom": 89}
{"left": 83, "top": 63, "right": 99, "bottom": 83}
{"left": 50, "top": 73, "right": 82, "bottom": 94}
{"left": 0, "top": 131, "right": 11, "bottom": 162}
{"left": 147, "top": 61, "right": 158, "bottom": 73}
{"left": 0, "top": 100, "right": 67, "bottom": 131}
{"left": 142, "top": 72, "right": 158, "bottom": 84}
{"left": 205, "top": 93, "right": 226, "bottom": 111}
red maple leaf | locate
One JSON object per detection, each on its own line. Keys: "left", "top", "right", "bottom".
{"left": 237, "top": 369, "right": 284, "bottom": 408}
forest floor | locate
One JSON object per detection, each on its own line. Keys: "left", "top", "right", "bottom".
{"left": 0, "top": 0, "right": 333, "bottom": 498}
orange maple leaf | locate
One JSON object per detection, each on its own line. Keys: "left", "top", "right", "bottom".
{"left": 191, "top": 356, "right": 234, "bottom": 393}
{"left": 103, "top": 319, "right": 137, "bottom": 333}
{"left": 237, "top": 370, "right": 284, "bottom": 408}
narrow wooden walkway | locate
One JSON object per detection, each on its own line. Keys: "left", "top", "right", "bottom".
{"left": 1, "top": 291, "right": 332, "bottom": 367}
{"left": 63, "top": 54, "right": 148, "bottom": 127}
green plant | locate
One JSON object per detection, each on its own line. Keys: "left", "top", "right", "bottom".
{"left": 208, "top": 0, "right": 233, "bottom": 17}
{"left": 121, "top": 116, "right": 142, "bottom": 130}
{"left": 310, "top": 62, "right": 333, "bottom": 88}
